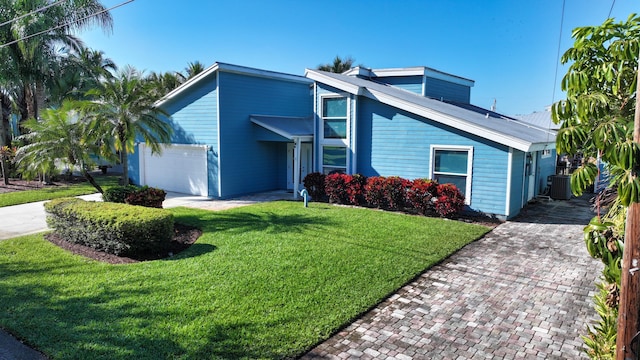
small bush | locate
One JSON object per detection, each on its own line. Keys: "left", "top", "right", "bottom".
{"left": 45, "top": 198, "right": 174, "bottom": 257}
{"left": 325, "top": 173, "right": 351, "bottom": 204}
{"left": 364, "top": 176, "right": 388, "bottom": 209}
{"left": 434, "top": 183, "right": 465, "bottom": 218}
{"left": 303, "top": 172, "right": 326, "bottom": 201}
{"left": 125, "top": 186, "right": 166, "bottom": 208}
{"left": 407, "top": 179, "right": 438, "bottom": 215}
{"left": 102, "top": 185, "right": 139, "bottom": 203}
{"left": 346, "top": 174, "right": 367, "bottom": 206}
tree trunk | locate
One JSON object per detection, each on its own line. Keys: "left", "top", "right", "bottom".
{"left": 81, "top": 168, "right": 103, "bottom": 194}
{"left": 35, "top": 80, "right": 46, "bottom": 120}
{"left": 121, "top": 150, "right": 129, "bottom": 186}
{"left": 24, "top": 84, "right": 36, "bottom": 120}
{"left": 0, "top": 93, "right": 9, "bottom": 185}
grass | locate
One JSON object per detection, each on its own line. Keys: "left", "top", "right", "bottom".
{"left": 0, "top": 176, "right": 120, "bottom": 207}
{"left": 0, "top": 201, "right": 490, "bottom": 359}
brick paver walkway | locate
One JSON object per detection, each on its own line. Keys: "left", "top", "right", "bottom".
{"left": 303, "top": 196, "right": 601, "bottom": 359}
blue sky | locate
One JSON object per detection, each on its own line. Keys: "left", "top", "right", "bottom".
{"left": 78, "top": 0, "right": 638, "bottom": 116}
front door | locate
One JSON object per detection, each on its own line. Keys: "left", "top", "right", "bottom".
{"left": 287, "top": 142, "right": 312, "bottom": 190}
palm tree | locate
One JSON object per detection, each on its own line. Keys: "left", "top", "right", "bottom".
{"left": 82, "top": 66, "right": 173, "bottom": 185}
{"left": 317, "top": 56, "right": 357, "bottom": 73}
{"left": 184, "top": 61, "right": 206, "bottom": 79}
{"left": 14, "top": 100, "right": 107, "bottom": 192}
{"left": 1, "top": 0, "right": 113, "bottom": 123}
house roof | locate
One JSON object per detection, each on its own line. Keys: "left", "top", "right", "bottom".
{"left": 250, "top": 115, "right": 314, "bottom": 141}
{"left": 155, "top": 62, "right": 312, "bottom": 108}
{"left": 305, "top": 69, "right": 556, "bottom": 152}
{"left": 343, "top": 66, "right": 475, "bottom": 87}
{"left": 514, "top": 110, "right": 560, "bottom": 130}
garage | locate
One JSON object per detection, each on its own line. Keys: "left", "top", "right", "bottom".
{"left": 139, "top": 143, "right": 209, "bottom": 196}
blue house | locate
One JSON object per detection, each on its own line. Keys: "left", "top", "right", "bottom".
{"left": 129, "top": 62, "right": 556, "bottom": 219}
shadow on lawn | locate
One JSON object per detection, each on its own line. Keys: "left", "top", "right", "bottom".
{"left": 173, "top": 209, "right": 336, "bottom": 235}
{"left": 0, "top": 259, "right": 294, "bottom": 359}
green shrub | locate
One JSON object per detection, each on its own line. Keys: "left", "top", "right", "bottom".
{"left": 102, "top": 185, "right": 139, "bottom": 203}
{"left": 45, "top": 198, "right": 174, "bottom": 257}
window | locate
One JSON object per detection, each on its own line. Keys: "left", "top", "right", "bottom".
{"left": 322, "top": 97, "right": 347, "bottom": 139}
{"left": 322, "top": 146, "right": 347, "bottom": 174}
{"left": 431, "top": 146, "right": 473, "bottom": 203}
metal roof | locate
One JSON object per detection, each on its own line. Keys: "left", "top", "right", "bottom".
{"left": 514, "top": 111, "right": 560, "bottom": 130}
{"left": 305, "top": 69, "right": 556, "bottom": 152}
{"left": 250, "top": 115, "right": 314, "bottom": 141}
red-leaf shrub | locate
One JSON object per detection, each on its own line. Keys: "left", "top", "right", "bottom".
{"left": 364, "top": 176, "right": 410, "bottom": 210}
{"left": 364, "top": 176, "right": 388, "bottom": 209}
{"left": 434, "top": 183, "right": 465, "bottom": 218}
{"left": 125, "top": 186, "right": 167, "bottom": 208}
{"left": 303, "top": 172, "right": 326, "bottom": 201}
{"left": 407, "top": 179, "right": 438, "bottom": 215}
{"left": 325, "top": 173, "right": 351, "bottom": 204}
{"left": 346, "top": 174, "right": 367, "bottom": 205}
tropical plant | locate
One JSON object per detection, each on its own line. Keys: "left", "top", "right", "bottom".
{"left": 0, "top": 145, "right": 16, "bottom": 185}
{"left": 0, "top": 0, "right": 113, "bottom": 124}
{"left": 552, "top": 14, "right": 640, "bottom": 358}
{"left": 81, "top": 66, "right": 173, "bottom": 185}
{"left": 14, "top": 101, "right": 109, "bottom": 193}
{"left": 317, "top": 56, "right": 358, "bottom": 73}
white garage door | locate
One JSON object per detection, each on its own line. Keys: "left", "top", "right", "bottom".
{"left": 139, "top": 143, "right": 208, "bottom": 196}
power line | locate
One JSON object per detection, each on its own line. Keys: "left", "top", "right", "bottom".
{"left": 0, "top": 0, "right": 134, "bottom": 49}
{"left": 608, "top": 0, "right": 616, "bottom": 19}
{"left": 551, "top": 0, "right": 565, "bottom": 107}
{"left": 0, "top": 0, "right": 66, "bottom": 29}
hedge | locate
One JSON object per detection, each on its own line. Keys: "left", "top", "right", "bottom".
{"left": 44, "top": 198, "right": 174, "bottom": 257}
{"left": 103, "top": 185, "right": 167, "bottom": 208}
{"left": 303, "top": 172, "right": 466, "bottom": 218}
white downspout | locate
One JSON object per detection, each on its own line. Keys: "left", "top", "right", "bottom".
{"left": 293, "top": 137, "right": 301, "bottom": 200}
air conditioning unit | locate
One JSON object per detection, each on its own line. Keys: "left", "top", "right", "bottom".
{"left": 550, "top": 175, "right": 572, "bottom": 200}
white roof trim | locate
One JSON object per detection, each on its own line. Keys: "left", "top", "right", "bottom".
{"left": 343, "top": 66, "right": 475, "bottom": 87}
{"left": 156, "top": 62, "right": 312, "bottom": 107}
{"left": 250, "top": 116, "right": 313, "bottom": 142}
{"left": 306, "top": 69, "right": 554, "bottom": 153}
{"left": 304, "top": 69, "right": 362, "bottom": 95}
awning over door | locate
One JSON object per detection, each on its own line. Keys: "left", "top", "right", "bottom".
{"left": 250, "top": 115, "right": 313, "bottom": 141}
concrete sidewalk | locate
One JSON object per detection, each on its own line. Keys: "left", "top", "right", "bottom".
{"left": 0, "top": 190, "right": 292, "bottom": 241}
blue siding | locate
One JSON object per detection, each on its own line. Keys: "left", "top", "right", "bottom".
{"left": 375, "top": 76, "right": 423, "bottom": 95}
{"left": 159, "top": 73, "right": 220, "bottom": 196}
{"left": 509, "top": 150, "right": 525, "bottom": 218}
{"left": 425, "top": 77, "right": 471, "bottom": 103}
{"left": 536, "top": 149, "right": 556, "bottom": 196}
{"left": 218, "top": 71, "right": 312, "bottom": 197}
{"left": 356, "top": 97, "right": 509, "bottom": 216}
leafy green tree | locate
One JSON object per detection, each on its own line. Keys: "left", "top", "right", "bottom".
{"left": 552, "top": 14, "right": 640, "bottom": 358}
{"left": 184, "top": 60, "right": 206, "bottom": 79}
{"left": 14, "top": 101, "right": 107, "bottom": 192}
{"left": 317, "top": 56, "right": 358, "bottom": 73}
{"left": 0, "top": 0, "right": 112, "bottom": 122}
{"left": 82, "top": 66, "right": 173, "bottom": 185}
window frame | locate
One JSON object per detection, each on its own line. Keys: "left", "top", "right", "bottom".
{"left": 319, "top": 93, "right": 350, "bottom": 174}
{"left": 429, "top": 145, "right": 473, "bottom": 205}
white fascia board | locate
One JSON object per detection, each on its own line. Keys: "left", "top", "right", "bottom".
{"left": 365, "top": 67, "right": 475, "bottom": 87}
{"left": 305, "top": 70, "right": 363, "bottom": 95}
{"left": 363, "top": 88, "right": 534, "bottom": 152}
{"left": 424, "top": 68, "right": 475, "bottom": 87}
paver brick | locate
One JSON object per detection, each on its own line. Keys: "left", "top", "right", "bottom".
{"left": 301, "top": 196, "right": 600, "bottom": 359}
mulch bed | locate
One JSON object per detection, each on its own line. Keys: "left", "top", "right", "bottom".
{"left": 0, "top": 177, "right": 88, "bottom": 194}
{"left": 44, "top": 223, "right": 202, "bottom": 264}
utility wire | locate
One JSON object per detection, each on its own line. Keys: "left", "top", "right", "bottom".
{"left": 608, "top": 0, "right": 616, "bottom": 19}
{"left": 0, "top": 0, "right": 134, "bottom": 49}
{"left": 546, "top": 0, "right": 566, "bottom": 142}
{"left": 0, "top": 0, "right": 66, "bottom": 28}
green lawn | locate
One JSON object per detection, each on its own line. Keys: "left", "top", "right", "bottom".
{"left": 0, "top": 201, "right": 490, "bottom": 359}
{"left": 0, "top": 176, "right": 120, "bottom": 207}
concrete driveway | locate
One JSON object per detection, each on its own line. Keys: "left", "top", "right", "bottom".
{"left": 0, "top": 190, "right": 292, "bottom": 241}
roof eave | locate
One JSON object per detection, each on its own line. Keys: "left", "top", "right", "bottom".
{"left": 305, "top": 69, "right": 363, "bottom": 95}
